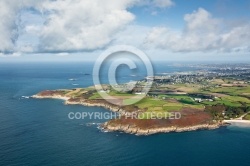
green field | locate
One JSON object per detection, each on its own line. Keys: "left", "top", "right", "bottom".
{"left": 59, "top": 78, "right": 250, "bottom": 121}
{"left": 244, "top": 114, "right": 250, "bottom": 120}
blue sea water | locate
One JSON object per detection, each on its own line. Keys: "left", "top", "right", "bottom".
{"left": 0, "top": 62, "right": 250, "bottom": 166}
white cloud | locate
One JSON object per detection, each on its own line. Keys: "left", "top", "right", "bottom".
{"left": 0, "top": 0, "right": 20, "bottom": 53}
{"left": 0, "top": 0, "right": 175, "bottom": 54}
{"left": 152, "top": 0, "right": 174, "bottom": 8}
{"left": 55, "top": 52, "right": 69, "bottom": 57}
{"left": 151, "top": 11, "right": 158, "bottom": 16}
{"left": 0, "top": 0, "right": 137, "bottom": 53}
{"left": 0, "top": 52, "right": 21, "bottom": 58}
{"left": 25, "top": 25, "right": 42, "bottom": 34}
{"left": 0, "top": 0, "right": 44, "bottom": 53}
{"left": 145, "top": 8, "right": 250, "bottom": 52}
{"left": 38, "top": 0, "right": 136, "bottom": 52}
{"left": 4, "top": 1, "right": 249, "bottom": 55}
{"left": 113, "top": 25, "right": 151, "bottom": 47}
{"left": 136, "top": 0, "right": 174, "bottom": 8}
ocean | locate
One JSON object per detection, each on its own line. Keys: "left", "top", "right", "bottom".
{"left": 0, "top": 62, "right": 250, "bottom": 166}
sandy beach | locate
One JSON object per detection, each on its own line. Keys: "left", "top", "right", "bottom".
{"left": 32, "top": 95, "right": 70, "bottom": 101}
{"left": 223, "top": 120, "right": 250, "bottom": 127}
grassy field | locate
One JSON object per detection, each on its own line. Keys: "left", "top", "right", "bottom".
{"left": 61, "top": 79, "right": 250, "bottom": 119}
{"left": 135, "top": 98, "right": 167, "bottom": 109}
{"left": 134, "top": 97, "right": 205, "bottom": 119}
{"left": 88, "top": 92, "right": 102, "bottom": 99}
{"left": 244, "top": 114, "right": 250, "bottom": 120}
{"left": 208, "top": 86, "right": 250, "bottom": 96}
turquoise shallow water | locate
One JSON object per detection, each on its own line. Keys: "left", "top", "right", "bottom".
{"left": 0, "top": 62, "right": 250, "bottom": 166}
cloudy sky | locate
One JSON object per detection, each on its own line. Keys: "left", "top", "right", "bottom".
{"left": 0, "top": 0, "right": 250, "bottom": 62}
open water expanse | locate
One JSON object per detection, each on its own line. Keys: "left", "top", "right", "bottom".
{"left": 0, "top": 62, "right": 249, "bottom": 166}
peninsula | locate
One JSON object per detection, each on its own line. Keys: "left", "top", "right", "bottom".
{"left": 33, "top": 67, "right": 250, "bottom": 135}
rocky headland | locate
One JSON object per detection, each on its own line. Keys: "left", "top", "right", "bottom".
{"left": 32, "top": 90, "right": 224, "bottom": 135}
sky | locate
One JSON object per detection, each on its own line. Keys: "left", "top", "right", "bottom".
{"left": 0, "top": 0, "right": 250, "bottom": 62}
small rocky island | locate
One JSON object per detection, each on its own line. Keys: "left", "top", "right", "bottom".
{"left": 32, "top": 73, "right": 250, "bottom": 135}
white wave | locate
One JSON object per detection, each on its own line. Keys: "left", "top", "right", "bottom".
{"left": 69, "top": 78, "right": 77, "bottom": 81}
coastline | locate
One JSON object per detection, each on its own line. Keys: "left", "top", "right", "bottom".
{"left": 32, "top": 94, "right": 131, "bottom": 115}
{"left": 101, "top": 122, "right": 222, "bottom": 135}
{"left": 32, "top": 95, "right": 70, "bottom": 101}
{"left": 223, "top": 120, "right": 250, "bottom": 127}
{"left": 32, "top": 94, "right": 227, "bottom": 135}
